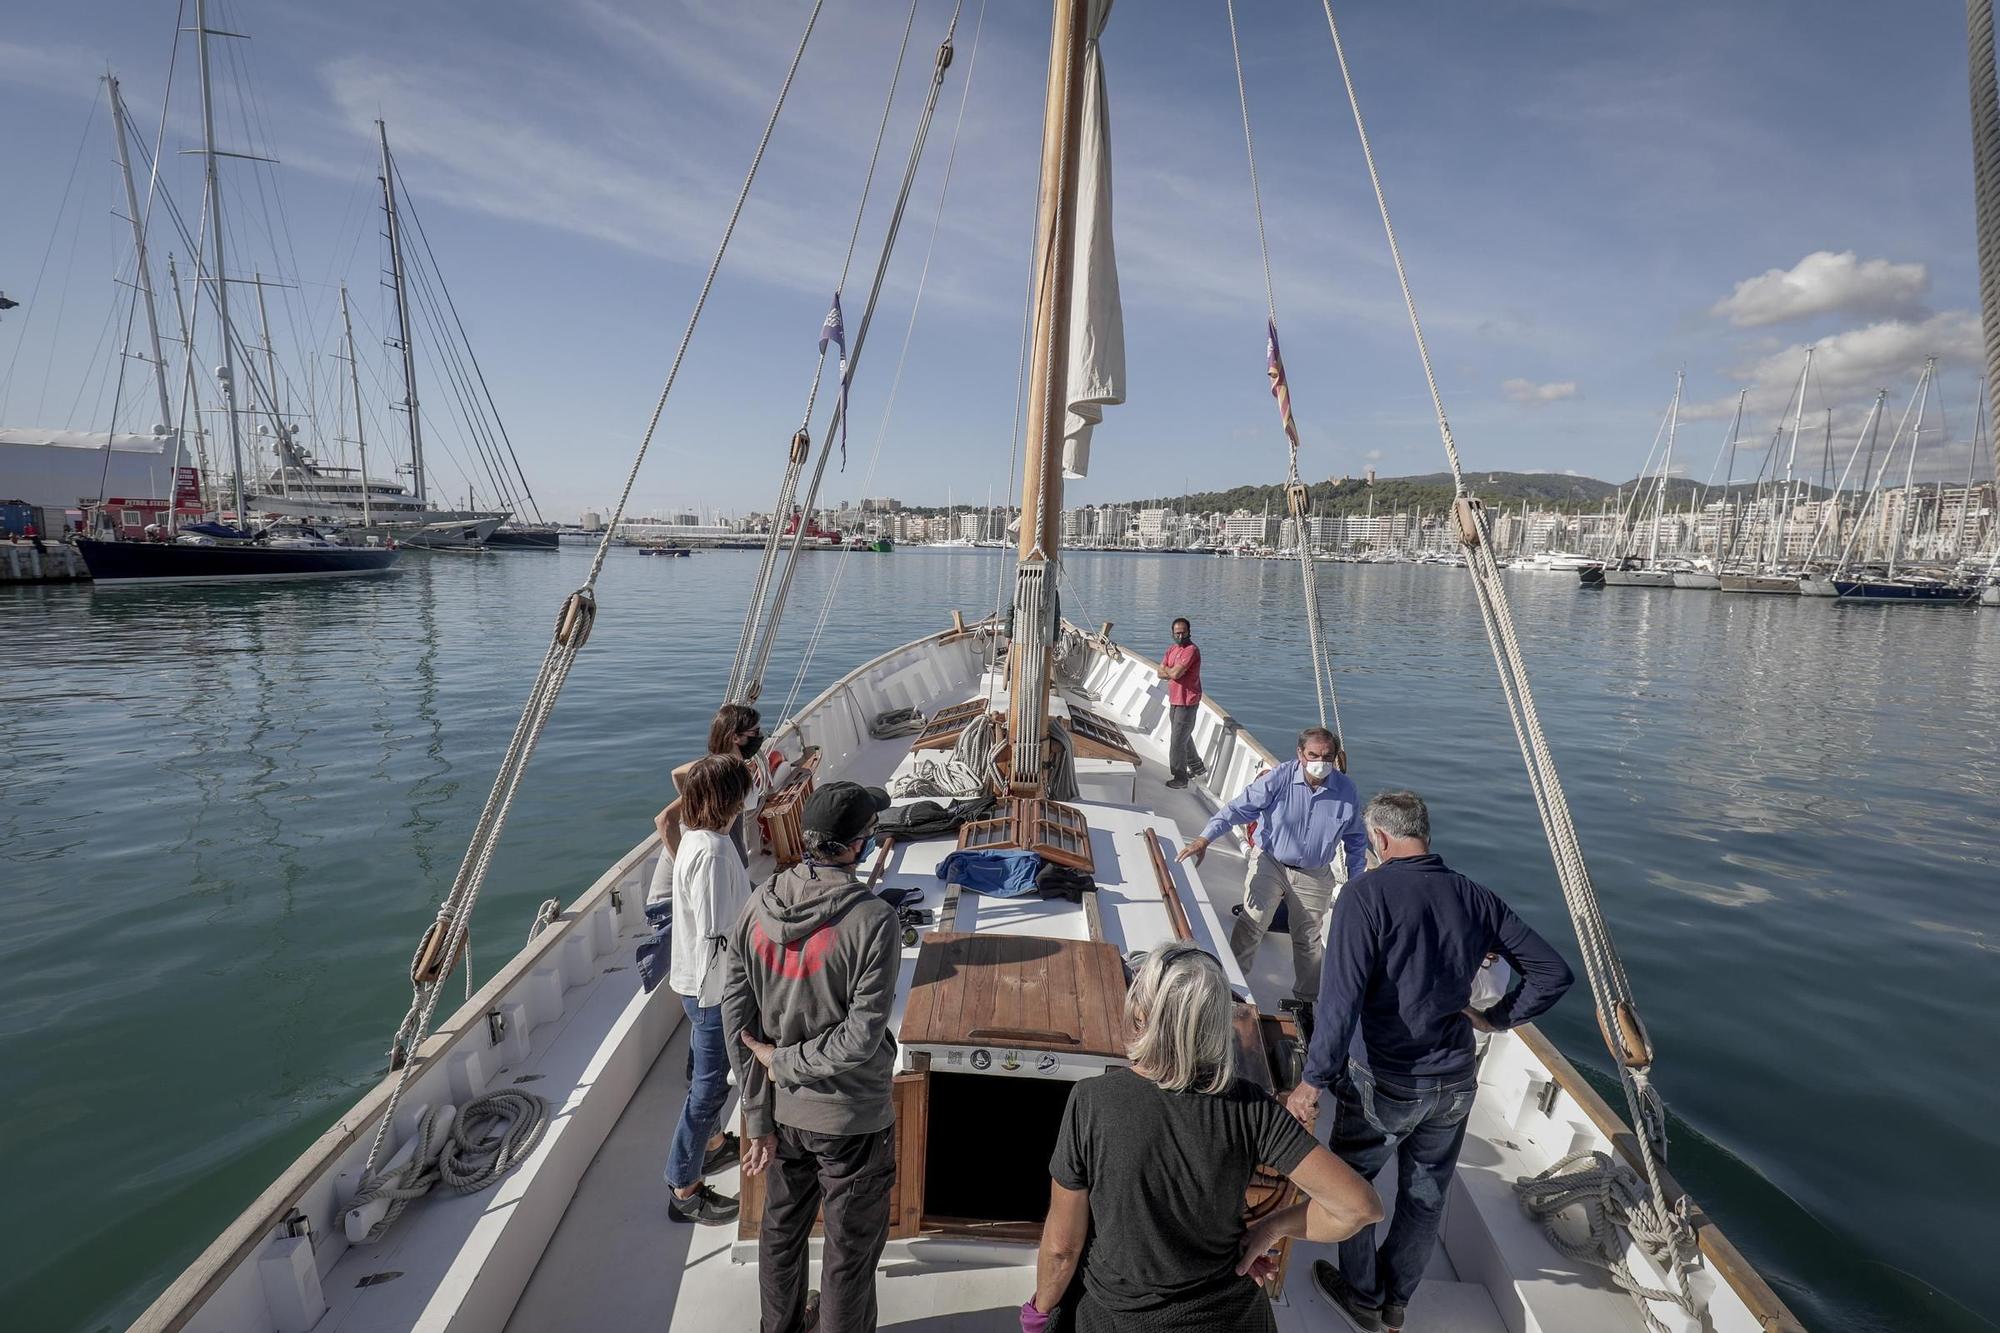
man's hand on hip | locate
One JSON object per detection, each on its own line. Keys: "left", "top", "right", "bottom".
{"left": 1285, "top": 1081, "right": 1320, "bottom": 1128}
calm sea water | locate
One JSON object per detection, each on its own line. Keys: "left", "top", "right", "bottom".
{"left": 2, "top": 547, "right": 1995, "bottom": 1332}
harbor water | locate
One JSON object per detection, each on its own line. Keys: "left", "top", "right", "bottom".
{"left": 2, "top": 547, "right": 1995, "bottom": 1332}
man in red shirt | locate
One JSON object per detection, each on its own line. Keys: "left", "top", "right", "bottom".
{"left": 1160, "top": 617, "right": 1203, "bottom": 789}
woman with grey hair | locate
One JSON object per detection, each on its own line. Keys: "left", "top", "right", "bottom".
{"left": 1022, "top": 943, "right": 1383, "bottom": 1332}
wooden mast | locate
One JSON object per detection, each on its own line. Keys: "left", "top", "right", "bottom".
{"left": 1007, "top": 0, "right": 1092, "bottom": 795}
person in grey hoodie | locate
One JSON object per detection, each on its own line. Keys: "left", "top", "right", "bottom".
{"left": 724, "top": 780, "right": 899, "bottom": 1333}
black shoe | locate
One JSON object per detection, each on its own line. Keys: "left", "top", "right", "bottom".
{"left": 1188, "top": 759, "right": 1207, "bottom": 776}
{"left": 667, "top": 1184, "right": 740, "bottom": 1226}
{"left": 1382, "top": 1302, "right": 1407, "bottom": 1331}
{"left": 1165, "top": 775, "right": 1189, "bottom": 789}
{"left": 703, "top": 1132, "right": 740, "bottom": 1174}
{"left": 1311, "top": 1260, "right": 1383, "bottom": 1332}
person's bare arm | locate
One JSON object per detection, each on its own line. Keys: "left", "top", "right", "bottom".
{"left": 1031, "top": 1180, "right": 1091, "bottom": 1314}
{"left": 1239, "top": 1144, "right": 1382, "bottom": 1269}
{"left": 655, "top": 797, "right": 686, "bottom": 856}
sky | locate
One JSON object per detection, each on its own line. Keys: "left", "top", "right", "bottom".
{"left": 1, "top": 0, "right": 1993, "bottom": 522}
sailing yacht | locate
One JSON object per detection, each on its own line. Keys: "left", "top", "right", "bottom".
{"left": 131, "top": 4, "right": 1804, "bottom": 1332}
{"left": 1581, "top": 374, "right": 1686, "bottom": 588}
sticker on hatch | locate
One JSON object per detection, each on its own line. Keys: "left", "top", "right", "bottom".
{"left": 1001, "top": 1050, "right": 1021, "bottom": 1072}
{"left": 1036, "top": 1053, "right": 1059, "bottom": 1074}
{"left": 970, "top": 1049, "right": 991, "bottom": 1071}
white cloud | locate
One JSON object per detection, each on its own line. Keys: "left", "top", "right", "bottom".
{"left": 1502, "top": 378, "right": 1578, "bottom": 405}
{"left": 1685, "top": 311, "right": 1985, "bottom": 470}
{"left": 1710, "top": 250, "right": 1929, "bottom": 328}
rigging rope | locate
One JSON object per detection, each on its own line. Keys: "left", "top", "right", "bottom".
{"left": 780, "top": 0, "right": 990, "bottom": 728}
{"left": 365, "top": 0, "right": 826, "bottom": 1176}
{"left": 1317, "top": 3, "right": 1695, "bottom": 1323}
{"left": 1223, "top": 0, "right": 1343, "bottom": 739}
{"left": 344, "top": 1089, "right": 550, "bottom": 1243}
{"left": 737, "top": 3, "right": 964, "bottom": 708}
{"left": 725, "top": 0, "right": 923, "bottom": 706}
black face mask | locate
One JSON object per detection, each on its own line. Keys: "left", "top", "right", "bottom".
{"left": 1172, "top": 633, "right": 1190, "bottom": 646}
{"left": 739, "top": 734, "right": 764, "bottom": 760}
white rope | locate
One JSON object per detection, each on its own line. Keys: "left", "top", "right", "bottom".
{"left": 367, "top": 0, "right": 824, "bottom": 1176}
{"left": 739, "top": 2, "right": 965, "bottom": 705}
{"left": 726, "top": 0, "right": 922, "bottom": 705}
{"left": 1515, "top": 1151, "right": 1699, "bottom": 1333}
{"left": 780, "top": 0, "right": 990, "bottom": 727}
{"left": 1223, "top": 0, "right": 1342, "bottom": 738}
{"left": 1317, "top": 5, "right": 1694, "bottom": 1322}
{"left": 345, "top": 1089, "right": 550, "bottom": 1243}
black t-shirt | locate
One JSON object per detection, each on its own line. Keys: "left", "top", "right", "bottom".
{"left": 1050, "top": 1067, "right": 1317, "bottom": 1317}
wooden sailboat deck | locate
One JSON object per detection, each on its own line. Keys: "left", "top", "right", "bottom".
{"left": 506, "top": 673, "right": 1509, "bottom": 1331}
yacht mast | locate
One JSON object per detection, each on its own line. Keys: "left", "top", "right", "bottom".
{"left": 339, "top": 283, "right": 373, "bottom": 526}
{"left": 1967, "top": 0, "right": 2000, "bottom": 489}
{"left": 1769, "top": 347, "right": 1813, "bottom": 571}
{"left": 166, "top": 254, "right": 213, "bottom": 509}
{"left": 193, "top": 0, "right": 247, "bottom": 523}
{"left": 1891, "top": 359, "right": 1935, "bottom": 577}
{"left": 1007, "top": 0, "right": 1091, "bottom": 795}
{"left": 106, "top": 73, "right": 174, "bottom": 434}
{"left": 252, "top": 270, "right": 288, "bottom": 490}
{"left": 379, "top": 121, "right": 425, "bottom": 506}
{"left": 1649, "top": 371, "right": 1682, "bottom": 566}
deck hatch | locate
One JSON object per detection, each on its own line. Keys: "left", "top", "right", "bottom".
{"left": 899, "top": 932, "right": 1130, "bottom": 1059}
{"left": 1063, "top": 704, "right": 1141, "bottom": 763}
{"left": 954, "top": 797, "right": 1095, "bottom": 873}
{"left": 911, "top": 698, "right": 990, "bottom": 751}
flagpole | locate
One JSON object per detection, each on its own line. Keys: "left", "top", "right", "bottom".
{"left": 1006, "top": 0, "right": 1090, "bottom": 796}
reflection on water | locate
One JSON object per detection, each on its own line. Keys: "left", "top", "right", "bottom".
{"left": 1, "top": 552, "right": 1996, "bottom": 1332}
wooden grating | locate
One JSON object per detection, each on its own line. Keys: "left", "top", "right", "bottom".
{"left": 756, "top": 747, "right": 822, "bottom": 868}
{"left": 1063, "top": 704, "right": 1140, "bottom": 763}
{"left": 954, "top": 797, "right": 1095, "bottom": 874}
{"left": 911, "top": 698, "right": 990, "bottom": 751}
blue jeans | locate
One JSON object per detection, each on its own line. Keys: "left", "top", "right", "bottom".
{"left": 664, "top": 996, "right": 731, "bottom": 1191}
{"left": 1330, "top": 1060, "right": 1479, "bottom": 1309}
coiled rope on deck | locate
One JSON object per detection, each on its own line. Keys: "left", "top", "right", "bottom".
{"left": 345, "top": 1089, "right": 550, "bottom": 1243}
{"left": 1317, "top": 3, "right": 1697, "bottom": 1324}
{"left": 366, "top": 0, "right": 827, "bottom": 1177}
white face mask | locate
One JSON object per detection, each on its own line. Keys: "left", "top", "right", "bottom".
{"left": 1303, "top": 759, "right": 1333, "bottom": 781}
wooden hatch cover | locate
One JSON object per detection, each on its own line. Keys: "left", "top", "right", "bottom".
{"left": 911, "top": 698, "right": 991, "bottom": 751}
{"left": 900, "top": 932, "right": 1131, "bottom": 1059}
{"left": 956, "top": 797, "right": 1095, "bottom": 874}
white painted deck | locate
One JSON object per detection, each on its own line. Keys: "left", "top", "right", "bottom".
{"left": 139, "top": 623, "right": 1791, "bottom": 1333}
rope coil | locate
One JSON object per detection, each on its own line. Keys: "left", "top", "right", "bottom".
{"left": 345, "top": 1090, "right": 550, "bottom": 1243}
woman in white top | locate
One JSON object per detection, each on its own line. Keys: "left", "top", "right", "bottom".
{"left": 664, "top": 755, "right": 755, "bottom": 1225}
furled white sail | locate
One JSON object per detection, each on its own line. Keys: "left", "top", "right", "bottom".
{"left": 1063, "top": 0, "right": 1125, "bottom": 480}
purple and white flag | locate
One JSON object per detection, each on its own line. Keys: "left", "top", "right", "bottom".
{"left": 820, "top": 293, "right": 849, "bottom": 469}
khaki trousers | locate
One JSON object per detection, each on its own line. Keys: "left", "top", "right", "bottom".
{"left": 1228, "top": 852, "right": 1343, "bottom": 1005}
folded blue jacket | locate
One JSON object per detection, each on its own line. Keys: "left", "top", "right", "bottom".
{"left": 935, "top": 849, "right": 1044, "bottom": 898}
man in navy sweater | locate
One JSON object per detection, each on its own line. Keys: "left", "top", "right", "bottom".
{"left": 1288, "top": 790, "right": 1574, "bottom": 1333}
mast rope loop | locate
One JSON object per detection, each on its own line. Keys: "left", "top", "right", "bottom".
{"left": 367, "top": 0, "right": 825, "bottom": 1173}
{"left": 736, "top": 2, "right": 966, "bottom": 710}
{"left": 1223, "top": 0, "right": 1342, "bottom": 737}
{"left": 1317, "top": 4, "right": 1694, "bottom": 1322}
{"left": 725, "top": 0, "right": 927, "bottom": 706}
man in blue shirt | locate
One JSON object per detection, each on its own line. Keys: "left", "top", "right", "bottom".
{"left": 1177, "top": 726, "right": 1367, "bottom": 1016}
{"left": 1289, "top": 790, "right": 1573, "bottom": 1333}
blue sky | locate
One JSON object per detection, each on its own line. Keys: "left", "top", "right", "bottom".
{"left": 1, "top": 0, "right": 1990, "bottom": 520}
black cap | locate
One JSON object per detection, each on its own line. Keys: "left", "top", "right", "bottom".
{"left": 802, "top": 781, "right": 891, "bottom": 842}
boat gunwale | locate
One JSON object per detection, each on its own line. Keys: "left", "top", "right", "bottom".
{"left": 126, "top": 833, "right": 664, "bottom": 1333}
